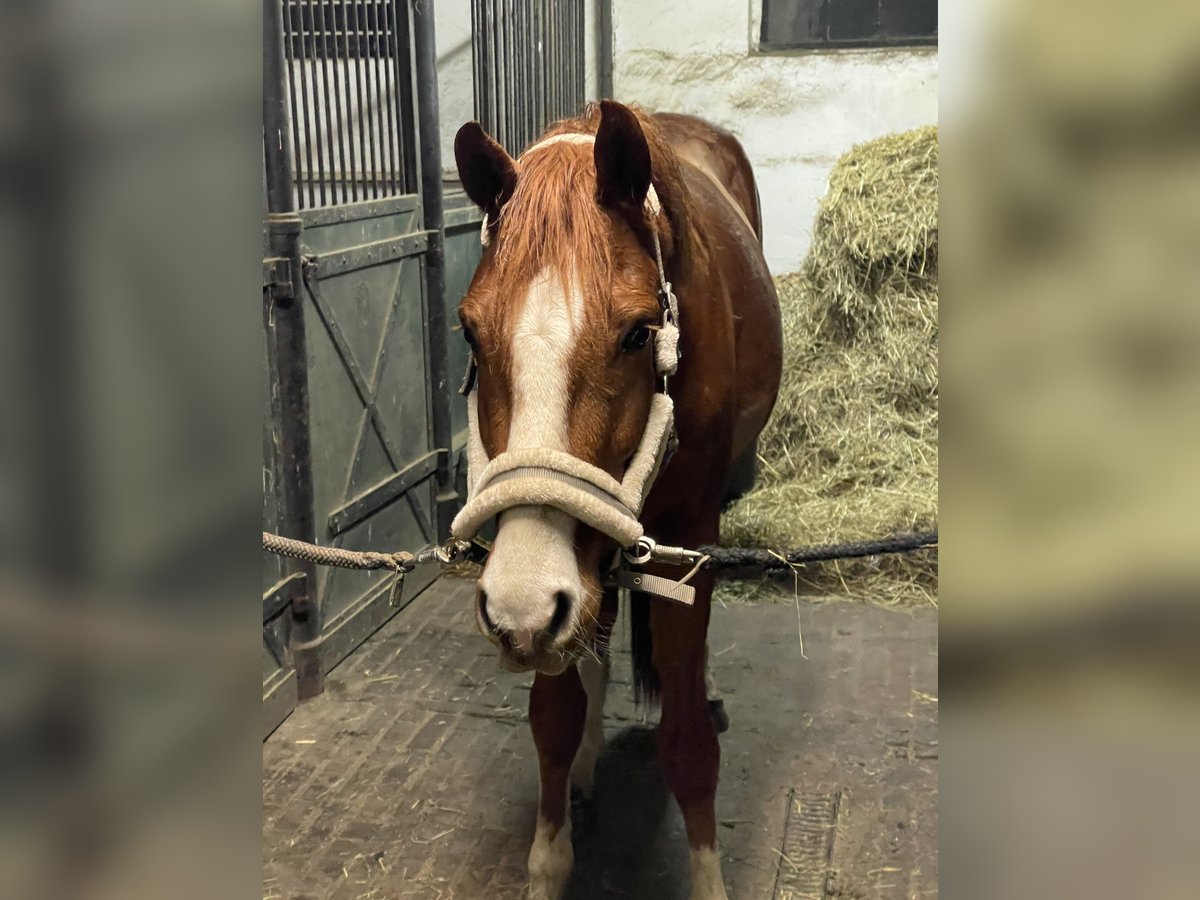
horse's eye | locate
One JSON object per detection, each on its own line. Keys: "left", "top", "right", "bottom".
{"left": 461, "top": 324, "right": 478, "bottom": 350}
{"left": 621, "top": 323, "right": 653, "bottom": 353}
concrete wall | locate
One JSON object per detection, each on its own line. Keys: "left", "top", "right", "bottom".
{"left": 612, "top": 2, "right": 937, "bottom": 274}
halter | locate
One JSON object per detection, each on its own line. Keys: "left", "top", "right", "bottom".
{"left": 450, "top": 133, "right": 694, "bottom": 603}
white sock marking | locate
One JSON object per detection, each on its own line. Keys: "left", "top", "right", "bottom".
{"left": 690, "top": 846, "right": 729, "bottom": 900}
{"left": 570, "top": 655, "right": 609, "bottom": 797}
{"left": 527, "top": 809, "right": 573, "bottom": 900}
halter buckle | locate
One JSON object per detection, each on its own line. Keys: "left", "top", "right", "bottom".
{"left": 656, "top": 282, "right": 682, "bottom": 378}
{"left": 659, "top": 281, "right": 680, "bottom": 323}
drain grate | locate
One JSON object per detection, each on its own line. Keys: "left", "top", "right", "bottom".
{"left": 772, "top": 789, "right": 841, "bottom": 900}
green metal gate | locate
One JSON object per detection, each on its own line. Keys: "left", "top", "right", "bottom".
{"left": 263, "top": 0, "right": 589, "bottom": 735}
{"left": 263, "top": 0, "right": 469, "bottom": 731}
{"left": 296, "top": 194, "right": 444, "bottom": 668}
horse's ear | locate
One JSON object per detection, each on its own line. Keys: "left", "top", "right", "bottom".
{"left": 454, "top": 122, "right": 517, "bottom": 222}
{"left": 594, "top": 100, "right": 651, "bottom": 210}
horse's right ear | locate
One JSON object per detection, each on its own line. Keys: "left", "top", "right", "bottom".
{"left": 454, "top": 122, "right": 518, "bottom": 224}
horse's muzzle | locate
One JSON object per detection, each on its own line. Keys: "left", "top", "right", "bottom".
{"left": 476, "top": 584, "right": 576, "bottom": 675}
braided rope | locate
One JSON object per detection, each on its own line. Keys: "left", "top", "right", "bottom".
{"left": 698, "top": 531, "right": 938, "bottom": 571}
{"left": 262, "top": 532, "right": 416, "bottom": 573}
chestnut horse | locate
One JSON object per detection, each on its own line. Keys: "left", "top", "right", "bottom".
{"left": 453, "top": 101, "right": 781, "bottom": 899}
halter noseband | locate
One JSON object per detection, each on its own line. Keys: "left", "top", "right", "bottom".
{"left": 450, "top": 132, "right": 688, "bottom": 600}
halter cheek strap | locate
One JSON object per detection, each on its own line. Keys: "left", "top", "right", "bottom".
{"left": 452, "top": 131, "right": 690, "bottom": 603}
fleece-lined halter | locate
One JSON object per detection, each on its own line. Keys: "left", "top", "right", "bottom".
{"left": 450, "top": 132, "right": 689, "bottom": 598}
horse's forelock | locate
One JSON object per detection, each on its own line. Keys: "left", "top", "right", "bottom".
{"left": 492, "top": 142, "right": 614, "bottom": 304}
{"left": 490, "top": 104, "right": 696, "bottom": 299}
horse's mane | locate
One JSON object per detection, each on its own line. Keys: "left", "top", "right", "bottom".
{"left": 491, "top": 103, "right": 704, "bottom": 298}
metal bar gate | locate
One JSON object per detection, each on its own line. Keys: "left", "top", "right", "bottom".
{"left": 263, "top": 0, "right": 597, "bottom": 736}
{"left": 262, "top": 0, "right": 457, "bottom": 732}
{"left": 470, "top": 0, "right": 588, "bottom": 154}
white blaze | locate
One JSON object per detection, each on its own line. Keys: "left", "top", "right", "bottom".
{"left": 506, "top": 268, "right": 582, "bottom": 452}
{"left": 479, "top": 269, "right": 585, "bottom": 637}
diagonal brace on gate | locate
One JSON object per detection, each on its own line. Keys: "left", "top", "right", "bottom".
{"left": 301, "top": 254, "right": 436, "bottom": 543}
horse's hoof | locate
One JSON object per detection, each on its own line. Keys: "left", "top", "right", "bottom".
{"left": 709, "top": 698, "right": 730, "bottom": 734}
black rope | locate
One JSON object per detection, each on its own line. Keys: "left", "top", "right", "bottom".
{"left": 698, "top": 531, "right": 938, "bottom": 572}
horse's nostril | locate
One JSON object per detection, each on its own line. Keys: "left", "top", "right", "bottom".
{"left": 478, "top": 589, "right": 499, "bottom": 634}
{"left": 547, "top": 590, "right": 572, "bottom": 639}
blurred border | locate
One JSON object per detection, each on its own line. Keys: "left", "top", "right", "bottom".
{"left": 942, "top": 0, "right": 1200, "bottom": 897}
{"left": 1, "top": 1, "right": 261, "bottom": 898}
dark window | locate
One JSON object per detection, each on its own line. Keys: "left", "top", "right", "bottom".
{"left": 760, "top": 0, "right": 937, "bottom": 49}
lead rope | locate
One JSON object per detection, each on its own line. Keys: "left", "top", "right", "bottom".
{"left": 262, "top": 531, "right": 939, "bottom": 608}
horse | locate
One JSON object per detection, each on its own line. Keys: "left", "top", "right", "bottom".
{"left": 451, "top": 100, "right": 782, "bottom": 900}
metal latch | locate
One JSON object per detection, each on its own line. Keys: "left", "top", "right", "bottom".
{"left": 263, "top": 257, "right": 294, "bottom": 300}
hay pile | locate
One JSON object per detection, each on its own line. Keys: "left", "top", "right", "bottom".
{"left": 720, "top": 125, "right": 939, "bottom": 606}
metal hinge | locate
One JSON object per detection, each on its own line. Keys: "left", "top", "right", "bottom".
{"left": 263, "top": 256, "right": 294, "bottom": 301}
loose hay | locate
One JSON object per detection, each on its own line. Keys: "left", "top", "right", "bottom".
{"left": 720, "top": 125, "right": 939, "bottom": 607}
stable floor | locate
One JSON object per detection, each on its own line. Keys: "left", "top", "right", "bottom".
{"left": 263, "top": 577, "right": 938, "bottom": 899}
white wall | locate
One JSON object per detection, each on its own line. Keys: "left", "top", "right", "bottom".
{"left": 432, "top": 1, "right": 935, "bottom": 273}
{"left": 434, "top": 0, "right": 475, "bottom": 172}
{"left": 611, "top": 1, "right": 937, "bottom": 274}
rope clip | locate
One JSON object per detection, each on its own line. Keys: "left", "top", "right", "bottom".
{"left": 623, "top": 536, "right": 705, "bottom": 568}
{"left": 417, "top": 539, "right": 475, "bottom": 566}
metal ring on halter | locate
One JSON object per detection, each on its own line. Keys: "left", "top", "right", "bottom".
{"left": 624, "top": 536, "right": 657, "bottom": 566}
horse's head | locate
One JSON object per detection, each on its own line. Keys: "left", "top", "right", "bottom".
{"left": 453, "top": 102, "right": 676, "bottom": 674}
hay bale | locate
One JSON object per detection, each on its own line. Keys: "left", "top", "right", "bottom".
{"left": 808, "top": 126, "right": 939, "bottom": 347}
{"left": 720, "top": 125, "right": 939, "bottom": 606}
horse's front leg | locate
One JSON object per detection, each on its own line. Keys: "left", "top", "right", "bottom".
{"left": 570, "top": 588, "right": 617, "bottom": 799}
{"left": 527, "top": 666, "right": 587, "bottom": 900}
{"left": 653, "top": 570, "right": 729, "bottom": 900}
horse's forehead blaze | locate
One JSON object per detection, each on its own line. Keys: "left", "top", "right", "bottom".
{"left": 474, "top": 268, "right": 590, "bottom": 630}
{"left": 473, "top": 262, "right": 613, "bottom": 445}
{"left": 468, "top": 187, "right": 662, "bottom": 465}
{"left": 502, "top": 268, "right": 583, "bottom": 453}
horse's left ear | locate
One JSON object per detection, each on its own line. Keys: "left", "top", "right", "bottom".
{"left": 594, "top": 100, "right": 652, "bottom": 210}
